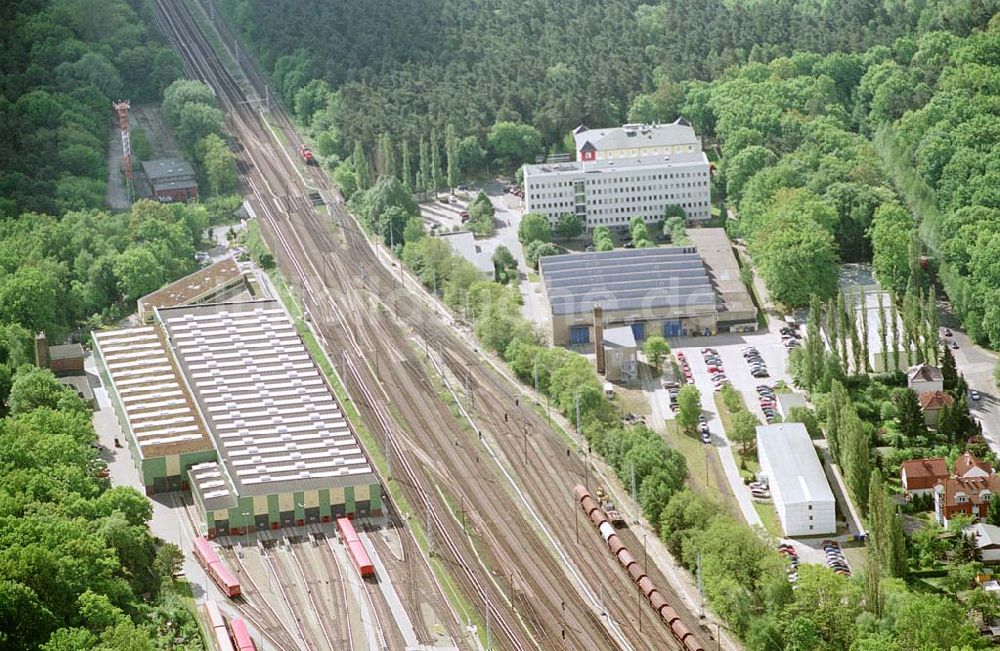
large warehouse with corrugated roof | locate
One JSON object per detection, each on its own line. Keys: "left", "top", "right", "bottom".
{"left": 538, "top": 231, "right": 758, "bottom": 347}
{"left": 93, "top": 298, "right": 380, "bottom": 538}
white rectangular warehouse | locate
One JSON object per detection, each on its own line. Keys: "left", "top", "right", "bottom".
{"left": 757, "top": 423, "right": 836, "bottom": 536}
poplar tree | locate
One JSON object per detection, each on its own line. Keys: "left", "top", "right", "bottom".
{"left": 868, "top": 469, "right": 888, "bottom": 567}
{"left": 860, "top": 288, "right": 871, "bottom": 374}
{"left": 890, "top": 298, "right": 901, "bottom": 372}
{"left": 353, "top": 141, "right": 371, "bottom": 191}
{"left": 849, "top": 299, "right": 863, "bottom": 375}
{"left": 430, "top": 130, "right": 444, "bottom": 192}
{"left": 377, "top": 133, "right": 395, "bottom": 179}
{"left": 445, "top": 123, "right": 460, "bottom": 191}
{"left": 827, "top": 379, "right": 847, "bottom": 462}
{"left": 418, "top": 136, "right": 431, "bottom": 199}
{"left": 864, "top": 560, "right": 884, "bottom": 617}
{"left": 837, "top": 290, "right": 849, "bottom": 368}
{"left": 926, "top": 286, "right": 939, "bottom": 364}
{"left": 826, "top": 298, "right": 839, "bottom": 359}
{"left": 401, "top": 140, "right": 413, "bottom": 193}
{"left": 803, "top": 295, "right": 825, "bottom": 390}
{"left": 841, "top": 404, "right": 871, "bottom": 510}
{"left": 878, "top": 292, "right": 888, "bottom": 373}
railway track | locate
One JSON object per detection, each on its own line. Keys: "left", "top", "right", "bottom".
{"left": 153, "top": 0, "right": 707, "bottom": 648}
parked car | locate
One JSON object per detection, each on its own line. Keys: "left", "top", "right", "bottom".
{"left": 944, "top": 329, "right": 953, "bottom": 337}
{"left": 951, "top": 340, "right": 959, "bottom": 349}
{"left": 972, "top": 390, "right": 981, "bottom": 401}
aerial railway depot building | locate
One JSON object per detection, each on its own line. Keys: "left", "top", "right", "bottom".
{"left": 522, "top": 119, "right": 712, "bottom": 231}
{"left": 94, "top": 299, "right": 380, "bottom": 537}
{"left": 539, "top": 231, "right": 757, "bottom": 347}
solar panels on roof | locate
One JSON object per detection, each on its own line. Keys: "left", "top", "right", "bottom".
{"left": 538, "top": 247, "right": 717, "bottom": 317}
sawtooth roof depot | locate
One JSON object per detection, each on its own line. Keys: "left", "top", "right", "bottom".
{"left": 93, "top": 299, "right": 380, "bottom": 538}
{"left": 538, "top": 233, "right": 757, "bottom": 347}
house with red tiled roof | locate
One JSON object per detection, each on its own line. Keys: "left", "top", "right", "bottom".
{"left": 935, "top": 474, "right": 1000, "bottom": 526}
{"left": 901, "top": 457, "right": 948, "bottom": 496}
{"left": 919, "top": 390, "right": 954, "bottom": 427}
{"left": 955, "top": 451, "right": 994, "bottom": 479}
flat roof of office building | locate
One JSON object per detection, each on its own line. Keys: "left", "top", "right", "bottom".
{"left": 757, "top": 423, "right": 835, "bottom": 506}
{"left": 158, "top": 300, "right": 376, "bottom": 496}
{"left": 92, "top": 326, "right": 213, "bottom": 458}
{"left": 539, "top": 247, "right": 716, "bottom": 317}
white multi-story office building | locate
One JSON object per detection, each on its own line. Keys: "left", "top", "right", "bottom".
{"left": 522, "top": 119, "right": 712, "bottom": 231}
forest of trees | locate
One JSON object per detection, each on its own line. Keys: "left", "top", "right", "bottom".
{"left": 1, "top": 0, "right": 184, "bottom": 217}
{"left": 212, "top": 0, "right": 986, "bottom": 163}
{"left": 0, "top": 2, "right": 227, "bottom": 649}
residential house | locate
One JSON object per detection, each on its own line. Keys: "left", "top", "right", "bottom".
{"left": 919, "top": 390, "right": 954, "bottom": 428}
{"left": 935, "top": 474, "right": 1000, "bottom": 526}
{"left": 955, "top": 451, "right": 994, "bottom": 479}
{"left": 965, "top": 523, "right": 1000, "bottom": 565}
{"left": 900, "top": 457, "right": 948, "bottom": 496}
{"left": 908, "top": 363, "right": 944, "bottom": 394}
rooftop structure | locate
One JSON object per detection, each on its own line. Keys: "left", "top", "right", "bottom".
{"left": 522, "top": 119, "right": 712, "bottom": 230}
{"left": 158, "top": 300, "right": 376, "bottom": 496}
{"left": 137, "top": 256, "right": 249, "bottom": 322}
{"left": 757, "top": 422, "right": 836, "bottom": 536}
{"left": 601, "top": 325, "right": 637, "bottom": 383}
{"left": 140, "top": 158, "right": 198, "bottom": 202}
{"left": 188, "top": 461, "right": 237, "bottom": 512}
{"left": 955, "top": 451, "right": 993, "bottom": 478}
{"left": 92, "top": 326, "right": 215, "bottom": 491}
{"left": 538, "top": 247, "right": 718, "bottom": 346}
{"left": 572, "top": 120, "right": 700, "bottom": 158}
{"left": 686, "top": 228, "right": 757, "bottom": 331}
{"left": 438, "top": 231, "right": 494, "bottom": 276}
{"left": 900, "top": 457, "right": 948, "bottom": 495}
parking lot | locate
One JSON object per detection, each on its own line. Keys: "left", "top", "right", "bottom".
{"left": 419, "top": 191, "right": 470, "bottom": 232}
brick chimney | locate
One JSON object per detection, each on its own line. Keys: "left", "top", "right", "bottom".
{"left": 594, "top": 305, "right": 605, "bottom": 375}
{"left": 34, "top": 332, "right": 48, "bottom": 369}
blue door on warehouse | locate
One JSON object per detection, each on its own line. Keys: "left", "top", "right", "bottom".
{"left": 663, "top": 320, "right": 682, "bottom": 337}
{"left": 570, "top": 326, "right": 590, "bottom": 345}
{"left": 630, "top": 322, "right": 645, "bottom": 341}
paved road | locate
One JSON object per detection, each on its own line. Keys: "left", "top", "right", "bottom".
{"left": 675, "top": 343, "right": 764, "bottom": 529}
{"left": 946, "top": 328, "right": 1000, "bottom": 453}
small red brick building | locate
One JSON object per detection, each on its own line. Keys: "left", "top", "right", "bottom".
{"left": 141, "top": 158, "right": 199, "bottom": 203}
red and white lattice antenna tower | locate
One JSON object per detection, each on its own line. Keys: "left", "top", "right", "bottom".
{"left": 113, "top": 100, "right": 134, "bottom": 203}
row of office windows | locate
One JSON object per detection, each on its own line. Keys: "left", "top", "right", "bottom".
{"left": 527, "top": 169, "right": 709, "bottom": 191}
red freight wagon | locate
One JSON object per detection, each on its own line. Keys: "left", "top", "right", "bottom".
{"left": 193, "top": 536, "right": 241, "bottom": 598}
{"left": 337, "top": 518, "right": 375, "bottom": 578}
{"left": 228, "top": 618, "right": 256, "bottom": 651}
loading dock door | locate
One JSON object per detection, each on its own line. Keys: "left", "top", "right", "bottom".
{"left": 663, "top": 320, "right": 681, "bottom": 337}
{"left": 630, "top": 322, "right": 645, "bottom": 341}
{"left": 570, "top": 326, "right": 590, "bottom": 345}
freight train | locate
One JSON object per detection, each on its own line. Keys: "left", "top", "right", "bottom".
{"left": 193, "top": 536, "right": 241, "bottom": 597}
{"left": 573, "top": 485, "right": 704, "bottom": 651}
